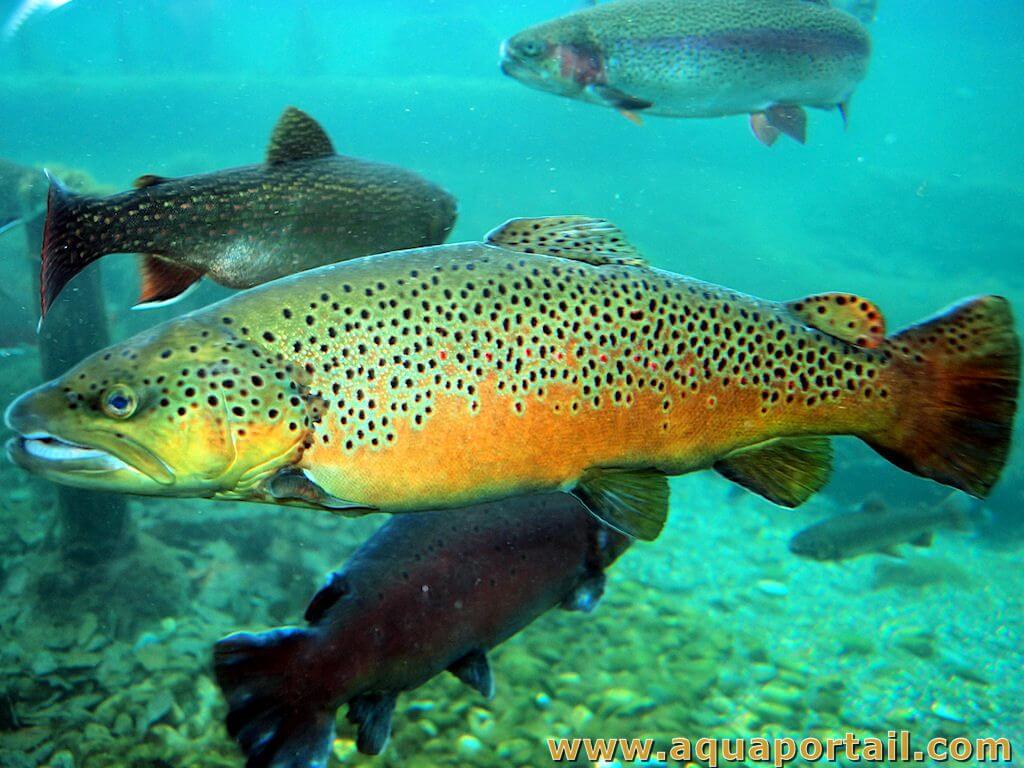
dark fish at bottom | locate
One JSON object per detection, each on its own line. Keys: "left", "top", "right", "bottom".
{"left": 213, "top": 493, "right": 629, "bottom": 766}
{"left": 39, "top": 106, "right": 457, "bottom": 317}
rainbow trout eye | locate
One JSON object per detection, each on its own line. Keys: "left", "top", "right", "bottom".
{"left": 100, "top": 384, "right": 137, "bottom": 420}
{"left": 516, "top": 38, "right": 547, "bottom": 59}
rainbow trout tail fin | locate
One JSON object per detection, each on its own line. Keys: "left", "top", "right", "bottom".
{"left": 213, "top": 628, "right": 336, "bottom": 768}
{"left": 869, "top": 296, "right": 1020, "bottom": 497}
{"left": 39, "top": 172, "right": 102, "bottom": 319}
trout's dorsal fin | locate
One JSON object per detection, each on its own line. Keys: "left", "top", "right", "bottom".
{"left": 266, "top": 106, "right": 335, "bottom": 165}
{"left": 572, "top": 467, "right": 668, "bottom": 541}
{"left": 133, "top": 174, "right": 171, "bottom": 189}
{"left": 714, "top": 437, "right": 833, "bottom": 507}
{"left": 486, "top": 216, "right": 648, "bottom": 267}
{"left": 786, "top": 293, "right": 886, "bottom": 348}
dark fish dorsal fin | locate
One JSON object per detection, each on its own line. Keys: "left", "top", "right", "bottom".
{"left": 786, "top": 292, "right": 886, "bottom": 348}
{"left": 486, "top": 216, "right": 648, "bottom": 267}
{"left": 266, "top": 106, "right": 335, "bottom": 165}
{"left": 572, "top": 468, "right": 668, "bottom": 541}
{"left": 714, "top": 437, "right": 833, "bottom": 508}
{"left": 448, "top": 650, "right": 495, "bottom": 699}
{"left": 133, "top": 174, "right": 172, "bottom": 189}
{"left": 304, "top": 571, "right": 351, "bottom": 623}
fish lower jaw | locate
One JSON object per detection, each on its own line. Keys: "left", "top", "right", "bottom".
{"left": 6, "top": 433, "right": 130, "bottom": 472}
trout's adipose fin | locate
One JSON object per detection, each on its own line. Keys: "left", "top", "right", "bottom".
{"left": 347, "top": 693, "right": 397, "bottom": 755}
{"left": 572, "top": 468, "right": 669, "bottom": 541}
{"left": 486, "top": 216, "right": 648, "bottom": 267}
{"left": 267, "top": 106, "right": 336, "bottom": 165}
{"left": 133, "top": 174, "right": 171, "bottom": 189}
{"left": 135, "top": 254, "right": 203, "bottom": 308}
{"left": 448, "top": 650, "right": 495, "bottom": 699}
{"left": 714, "top": 437, "right": 833, "bottom": 507}
{"left": 750, "top": 105, "right": 807, "bottom": 146}
{"left": 214, "top": 628, "right": 336, "bottom": 768}
{"left": 869, "top": 296, "right": 1020, "bottom": 498}
{"left": 786, "top": 292, "right": 886, "bottom": 348}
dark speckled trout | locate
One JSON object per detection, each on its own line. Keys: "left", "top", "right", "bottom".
{"left": 501, "top": 0, "right": 872, "bottom": 145}
{"left": 215, "top": 494, "right": 629, "bottom": 763}
{"left": 5, "top": 217, "right": 1019, "bottom": 540}
{"left": 39, "top": 107, "right": 457, "bottom": 317}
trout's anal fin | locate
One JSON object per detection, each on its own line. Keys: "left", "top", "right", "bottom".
{"left": 561, "top": 572, "right": 606, "bottom": 612}
{"left": 786, "top": 293, "right": 886, "bottom": 348}
{"left": 750, "top": 105, "right": 807, "bottom": 146}
{"left": 572, "top": 468, "right": 669, "bottom": 541}
{"left": 267, "top": 468, "right": 377, "bottom": 515}
{"left": 714, "top": 437, "right": 833, "bottom": 508}
{"left": 266, "top": 106, "right": 336, "bottom": 165}
{"left": 135, "top": 255, "right": 203, "bottom": 309}
{"left": 486, "top": 216, "right": 648, "bottom": 267}
{"left": 448, "top": 650, "right": 495, "bottom": 699}
{"left": 347, "top": 693, "right": 397, "bottom": 755}
{"left": 304, "top": 571, "right": 351, "bottom": 623}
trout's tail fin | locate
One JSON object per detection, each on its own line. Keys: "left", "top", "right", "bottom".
{"left": 213, "top": 628, "right": 336, "bottom": 768}
{"left": 868, "top": 296, "right": 1020, "bottom": 497}
{"left": 39, "top": 172, "right": 103, "bottom": 320}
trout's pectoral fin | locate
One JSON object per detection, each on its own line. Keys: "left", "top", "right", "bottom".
{"left": 486, "top": 216, "right": 647, "bottom": 267}
{"left": 561, "top": 571, "right": 606, "bottom": 613}
{"left": 714, "top": 437, "right": 832, "bottom": 508}
{"left": 267, "top": 468, "right": 377, "bottom": 515}
{"left": 266, "top": 106, "right": 336, "bottom": 165}
{"left": 347, "top": 692, "right": 396, "bottom": 756}
{"left": 750, "top": 105, "right": 807, "bottom": 146}
{"left": 786, "top": 293, "right": 886, "bottom": 348}
{"left": 572, "top": 468, "right": 669, "bottom": 541}
{"left": 134, "top": 255, "right": 204, "bottom": 309}
{"left": 589, "top": 84, "right": 653, "bottom": 115}
{"left": 838, "top": 100, "right": 850, "bottom": 128}
{"left": 448, "top": 650, "right": 495, "bottom": 699}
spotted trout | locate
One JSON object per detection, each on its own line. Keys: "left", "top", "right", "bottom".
{"left": 39, "top": 106, "right": 457, "bottom": 317}
{"left": 4, "top": 217, "right": 1019, "bottom": 540}
{"left": 500, "top": 0, "right": 872, "bottom": 145}
{"left": 215, "top": 494, "right": 628, "bottom": 764}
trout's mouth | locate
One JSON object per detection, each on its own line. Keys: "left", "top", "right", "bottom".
{"left": 6, "top": 432, "right": 132, "bottom": 474}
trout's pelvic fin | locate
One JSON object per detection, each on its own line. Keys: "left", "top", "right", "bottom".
{"left": 750, "top": 105, "right": 808, "bottom": 147}
{"left": 266, "top": 106, "right": 336, "bottom": 165}
{"left": 714, "top": 436, "right": 833, "bottom": 507}
{"left": 486, "top": 216, "right": 648, "bottom": 267}
{"left": 347, "top": 693, "right": 397, "bottom": 756}
{"left": 267, "top": 468, "right": 378, "bottom": 514}
{"left": 786, "top": 292, "right": 886, "bottom": 348}
{"left": 561, "top": 571, "right": 607, "bottom": 612}
{"left": 135, "top": 254, "right": 203, "bottom": 309}
{"left": 448, "top": 650, "right": 495, "bottom": 699}
{"left": 572, "top": 468, "right": 669, "bottom": 541}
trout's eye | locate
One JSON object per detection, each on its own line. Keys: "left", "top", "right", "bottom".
{"left": 101, "top": 385, "right": 137, "bottom": 420}
{"left": 517, "top": 39, "right": 545, "bottom": 58}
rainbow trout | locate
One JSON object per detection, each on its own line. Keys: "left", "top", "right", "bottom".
{"left": 39, "top": 107, "right": 457, "bottom": 317}
{"left": 501, "top": 0, "right": 872, "bottom": 145}
{"left": 215, "top": 494, "right": 628, "bottom": 763}
{"left": 4, "top": 217, "right": 1019, "bottom": 540}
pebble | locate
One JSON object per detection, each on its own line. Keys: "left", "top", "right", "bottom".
{"left": 533, "top": 692, "right": 552, "bottom": 710}
{"left": 755, "top": 579, "right": 789, "bottom": 597}
{"left": 456, "top": 734, "right": 484, "bottom": 757}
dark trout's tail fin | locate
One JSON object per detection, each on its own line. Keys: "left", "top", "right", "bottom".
{"left": 39, "top": 172, "right": 102, "bottom": 319}
{"left": 213, "top": 628, "right": 336, "bottom": 768}
{"left": 869, "top": 296, "right": 1020, "bottom": 497}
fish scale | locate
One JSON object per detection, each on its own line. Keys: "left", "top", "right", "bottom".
{"left": 4, "top": 217, "right": 1019, "bottom": 541}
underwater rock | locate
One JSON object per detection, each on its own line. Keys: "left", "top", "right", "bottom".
{"left": 892, "top": 628, "right": 938, "bottom": 659}
{"left": 755, "top": 579, "right": 789, "bottom": 597}
{"left": 455, "top": 734, "right": 484, "bottom": 758}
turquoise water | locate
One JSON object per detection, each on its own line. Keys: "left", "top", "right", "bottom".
{"left": 0, "top": 1, "right": 1021, "bottom": 766}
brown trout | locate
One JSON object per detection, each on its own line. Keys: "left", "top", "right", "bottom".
{"left": 5, "top": 217, "right": 1019, "bottom": 540}
{"left": 39, "top": 106, "right": 457, "bottom": 317}
{"left": 500, "top": 0, "right": 871, "bottom": 144}
{"left": 789, "top": 495, "right": 970, "bottom": 561}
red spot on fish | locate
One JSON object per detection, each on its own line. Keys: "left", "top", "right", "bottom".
{"left": 599, "top": 353, "right": 608, "bottom": 363}
{"left": 484, "top": 352, "right": 493, "bottom": 362}
{"left": 634, "top": 355, "right": 642, "bottom": 363}
{"left": 525, "top": 349, "right": 532, "bottom": 357}
{"left": 648, "top": 361, "right": 659, "bottom": 371}
{"left": 439, "top": 351, "right": 447, "bottom": 361}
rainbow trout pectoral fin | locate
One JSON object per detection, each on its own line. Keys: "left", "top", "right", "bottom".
{"left": 561, "top": 571, "right": 606, "bottom": 613}
{"left": 134, "top": 255, "right": 204, "bottom": 309}
{"left": 267, "top": 468, "right": 377, "bottom": 514}
{"left": 448, "top": 650, "right": 495, "bottom": 699}
{"left": 572, "top": 468, "right": 669, "bottom": 542}
{"left": 347, "top": 693, "right": 397, "bottom": 756}
{"left": 486, "top": 216, "right": 647, "bottom": 268}
{"left": 751, "top": 105, "right": 807, "bottom": 146}
{"left": 786, "top": 293, "right": 886, "bottom": 348}
{"left": 266, "top": 106, "right": 336, "bottom": 165}
{"left": 714, "top": 437, "right": 833, "bottom": 508}
{"left": 588, "top": 84, "right": 653, "bottom": 114}
{"left": 838, "top": 100, "right": 851, "bottom": 128}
